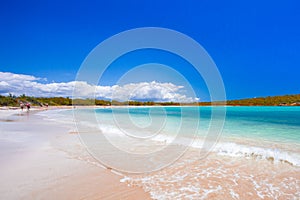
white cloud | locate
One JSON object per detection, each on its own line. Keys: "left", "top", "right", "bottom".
{"left": 0, "top": 72, "right": 40, "bottom": 82}
{"left": 0, "top": 72, "right": 198, "bottom": 102}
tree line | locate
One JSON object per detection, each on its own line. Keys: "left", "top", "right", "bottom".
{"left": 199, "top": 94, "right": 300, "bottom": 106}
{"left": 0, "top": 93, "right": 299, "bottom": 107}
{"left": 0, "top": 94, "right": 180, "bottom": 107}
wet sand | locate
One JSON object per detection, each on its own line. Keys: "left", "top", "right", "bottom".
{"left": 0, "top": 109, "right": 151, "bottom": 199}
{"left": 124, "top": 149, "right": 300, "bottom": 199}
{"left": 1, "top": 107, "right": 299, "bottom": 199}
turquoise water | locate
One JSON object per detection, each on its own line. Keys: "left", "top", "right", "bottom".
{"left": 223, "top": 106, "right": 300, "bottom": 144}
{"left": 65, "top": 106, "right": 300, "bottom": 198}
{"left": 93, "top": 106, "right": 300, "bottom": 143}
{"left": 68, "top": 106, "right": 300, "bottom": 166}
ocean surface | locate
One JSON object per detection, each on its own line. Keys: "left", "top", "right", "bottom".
{"left": 56, "top": 106, "right": 300, "bottom": 199}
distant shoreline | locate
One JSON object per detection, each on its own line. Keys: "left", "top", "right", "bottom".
{"left": 1, "top": 94, "right": 300, "bottom": 107}
{"left": 1, "top": 104, "right": 300, "bottom": 111}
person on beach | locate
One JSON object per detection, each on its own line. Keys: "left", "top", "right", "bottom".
{"left": 20, "top": 102, "right": 24, "bottom": 111}
{"left": 26, "top": 103, "right": 30, "bottom": 111}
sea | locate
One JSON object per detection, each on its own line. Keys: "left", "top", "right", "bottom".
{"left": 51, "top": 106, "right": 300, "bottom": 199}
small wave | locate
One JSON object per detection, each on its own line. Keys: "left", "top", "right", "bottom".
{"left": 80, "top": 120, "right": 300, "bottom": 167}
{"left": 46, "top": 109, "right": 300, "bottom": 167}
{"left": 213, "top": 142, "right": 300, "bottom": 166}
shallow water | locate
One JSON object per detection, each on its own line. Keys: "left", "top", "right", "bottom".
{"left": 57, "top": 106, "right": 300, "bottom": 199}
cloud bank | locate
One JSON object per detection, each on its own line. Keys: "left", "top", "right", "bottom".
{"left": 0, "top": 72, "right": 198, "bottom": 102}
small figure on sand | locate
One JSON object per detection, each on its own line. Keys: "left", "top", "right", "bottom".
{"left": 20, "top": 102, "right": 24, "bottom": 111}
{"left": 26, "top": 103, "right": 30, "bottom": 111}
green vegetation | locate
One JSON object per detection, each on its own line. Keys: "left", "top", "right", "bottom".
{"left": 227, "top": 94, "right": 300, "bottom": 106}
{"left": 0, "top": 94, "right": 112, "bottom": 107}
{"left": 0, "top": 94, "right": 174, "bottom": 107}
{"left": 0, "top": 93, "right": 300, "bottom": 107}
{"left": 199, "top": 94, "right": 300, "bottom": 106}
{"left": 0, "top": 93, "right": 17, "bottom": 106}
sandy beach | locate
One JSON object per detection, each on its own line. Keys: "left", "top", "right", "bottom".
{"left": 1, "top": 106, "right": 299, "bottom": 199}
{"left": 1, "top": 0, "right": 300, "bottom": 199}
{"left": 0, "top": 108, "right": 151, "bottom": 199}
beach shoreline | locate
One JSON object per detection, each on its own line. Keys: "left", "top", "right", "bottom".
{"left": 1, "top": 106, "right": 299, "bottom": 199}
{"left": 0, "top": 108, "right": 151, "bottom": 199}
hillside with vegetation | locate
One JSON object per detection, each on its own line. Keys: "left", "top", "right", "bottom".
{"left": 229, "top": 94, "right": 300, "bottom": 106}
{"left": 199, "top": 94, "right": 300, "bottom": 106}
{"left": 0, "top": 93, "right": 299, "bottom": 107}
{"left": 0, "top": 93, "right": 180, "bottom": 107}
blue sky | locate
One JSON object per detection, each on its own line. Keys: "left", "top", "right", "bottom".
{"left": 0, "top": 0, "right": 299, "bottom": 101}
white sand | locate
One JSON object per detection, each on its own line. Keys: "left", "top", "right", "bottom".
{"left": 0, "top": 109, "right": 150, "bottom": 199}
